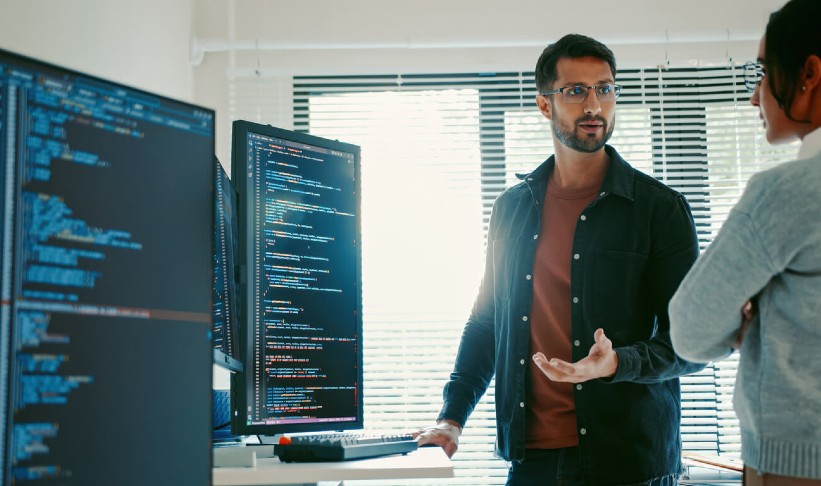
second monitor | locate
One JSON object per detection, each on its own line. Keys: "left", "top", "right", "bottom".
{"left": 231, "top": 121, "right": 362, "bottom": 436}
{"left": 213, "top": 158, "right": 242, "bottom": 373}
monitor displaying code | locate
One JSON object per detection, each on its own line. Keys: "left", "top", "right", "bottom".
{"left": 0, "top": 48, "right": 215, "bottom": 485}
{"left": 232, "top": 121, "right": 362, "bottom": 435}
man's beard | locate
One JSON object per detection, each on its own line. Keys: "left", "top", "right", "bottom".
{"left": 551, "top": 114, "right": 614, "bottom": 153}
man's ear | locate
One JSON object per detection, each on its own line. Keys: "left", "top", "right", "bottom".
{"left": 536, "top": 94, "right": 552, "bottom": 121}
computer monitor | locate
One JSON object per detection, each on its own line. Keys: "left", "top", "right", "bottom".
{"left": 0, "top": 48, "right": 215, "bottom": 484}
{"left": 230, "top": 120, "right": 362, "bottom": 436}
{"left": 213, "top": 158, "right": 242, "bottom": 373}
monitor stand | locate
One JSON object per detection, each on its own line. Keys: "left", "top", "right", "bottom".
{"left": 212, "top": 389, "right": 247, "bottom": 445}
{"left": 213, "top": 442, "right": 274, "bottom": 468}
{"left": 257, "top": 434, "right": 285, "bottom": 445}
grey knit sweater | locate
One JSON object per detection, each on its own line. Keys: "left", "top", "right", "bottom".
{"left": 670, "top": 150, "right": 821, "bottom": 479}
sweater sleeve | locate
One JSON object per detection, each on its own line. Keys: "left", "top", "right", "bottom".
{"left": 669, "top": 183, "right": 777, "bottom": 363}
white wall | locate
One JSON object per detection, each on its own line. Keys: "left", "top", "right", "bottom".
{"left": 192, "top": 0, "right": 784, "bottom": 73}
{"left": 193, "top": 0, "right": 785, "bottom": 165}
{"left": 0, "top": 0, "right": 196, "bottom": 102}
{"left": 0, "top": 0, "right": 223, "bottom": 383}
{"left": 0, "top": 0, "right": 788, "bottom": 171}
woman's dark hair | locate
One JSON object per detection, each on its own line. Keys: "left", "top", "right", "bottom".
{"left": 765, "top": 0, "right": 821, "bottom": 122}
{"left": 535, "top": 34, "right": 616, "bottom": 93}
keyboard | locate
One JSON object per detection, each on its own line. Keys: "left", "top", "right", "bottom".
{"left": 273, "top": 433, "right": 418, "bottom": 462}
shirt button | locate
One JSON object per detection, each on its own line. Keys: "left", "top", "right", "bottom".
{"left": 525, "top": 274, "right": 532, "bottom": 280}
{"left": 576, "top": 384, "right": 583, "bottom": 391}
{"left": 572, "top": 297, "right": 579, "bottom": 304}
{"left": 580, "top": 428, "right": 587, "bottom": 435}
{"left": 520, "top": 359, "right": 525, "bottom": 365}
{"left": 533, "top": 234, "right": 538, "bottom": 240}
{"left": 522, "top": 316, "right": 528, "bottom": 322}
{"left": 520, "top": 402, "right": 525, "bottom": 408}
{"left": 580, "top": 214, "right": 587, "bottom": 221}
{"left": 574, "top": 340, "right": 581, "bottom": 347}
{"left": 573, "top": 253, "right": 580, "bottom": 260}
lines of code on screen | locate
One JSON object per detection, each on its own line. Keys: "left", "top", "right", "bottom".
{"left": 0, "top": 52, "right": 214, "bottom": 485}
{"left": 245, "top": 131, "right": 359, "bottom": 427}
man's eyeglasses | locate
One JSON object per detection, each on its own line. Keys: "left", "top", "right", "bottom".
{"left": 540, "top": 83, "right": 621, "bottom": 103}
{"left": 743, "top": 62, "right": 764, "bottom": 93}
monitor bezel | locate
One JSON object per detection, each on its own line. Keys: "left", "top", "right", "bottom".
{"left": 230, "top": 120, "right": 363, "bottom": 436}
{"left": 213, "top": 157, "right": 243, "bottom": 373}
{"left": 0, "top": 47, "right": 216, "bottom": 138}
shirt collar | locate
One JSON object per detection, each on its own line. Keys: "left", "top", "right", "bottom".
{"left": 518, "top": 144, "right": 635, "bottom": 202}
{"left": 797, "top": 126, "right": 821, "bottom": 160}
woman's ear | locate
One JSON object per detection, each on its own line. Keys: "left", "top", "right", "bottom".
{"left": 802, "top": 55, "right": 821, "bottom": 92}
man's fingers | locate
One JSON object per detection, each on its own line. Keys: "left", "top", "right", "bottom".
{"left": 533, "top": 354, "right": 586, "bottom": 382}
{"left": 533, "top": 354, "right": 575, "bottom": 376}
{"left": 414, "top": 428, "right": 459, "bottom": 458}
{"left": 532, "top": 353, "right": 554, "bottom": 376}
{"left": 415, "top": 431, "right": 439, "bottom": 446}
{"left": 533, "top": 354, "right": 564, "bottom": 381}
{"left": 413, "top": 429, "right": 426, "bottom": 441}
{"left": 598, "top": 332, "right": 612, "bottom": 352}
{"left": 589, "top": 328, "right": 612, "bottom": 356}
{"left": 594, "top": 328, "right": 611, "bottom": 346}
{"left": 547, "top": 358, "right": 577, "bottom": 375}
{"left": 534, "top": 353, "right": 575, "bottom": 374}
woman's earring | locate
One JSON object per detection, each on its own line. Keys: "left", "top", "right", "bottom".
{"left": 802, "top": 85, "right": 807, "bottom": 92}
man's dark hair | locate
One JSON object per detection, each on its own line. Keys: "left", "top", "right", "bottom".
{"left": 764, "top": 0, "right": 821, "bottom": 122}
{"left": 535, "top": 34, "right": 617, "bottom": 93}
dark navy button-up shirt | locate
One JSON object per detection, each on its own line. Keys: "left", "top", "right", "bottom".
{"left": 438, "top": 145, "right": 704, "bottom": 485}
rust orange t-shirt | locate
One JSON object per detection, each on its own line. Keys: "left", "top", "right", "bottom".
{"left": 525, "top": 175, "right": 601, "bottom": 449}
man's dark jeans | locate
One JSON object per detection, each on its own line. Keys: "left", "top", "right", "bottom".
{"left": 507, "top": 447, "right": 678, "bottom": 486}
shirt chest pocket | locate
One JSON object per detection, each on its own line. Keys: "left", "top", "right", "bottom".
{"left": 492, "top": 236, "right": 522, "bottom": 308}
{"left": 593, "top": 250, "right": 648, "bottom": 321}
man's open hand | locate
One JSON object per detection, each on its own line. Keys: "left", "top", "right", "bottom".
{"left": 532, "top": 328, "right": 618, "bottom": 383}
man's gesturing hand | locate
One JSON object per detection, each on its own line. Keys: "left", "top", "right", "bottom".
{"left": 532, "top": 328, "right": 618, "bottom": 383}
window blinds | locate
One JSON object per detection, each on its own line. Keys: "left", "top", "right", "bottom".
{"left": 229, "top": 65, "right": 798, "bottom": 485}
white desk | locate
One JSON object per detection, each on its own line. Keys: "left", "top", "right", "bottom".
{"left": 213, "top": 446, "right": 454, "bottom": 486}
